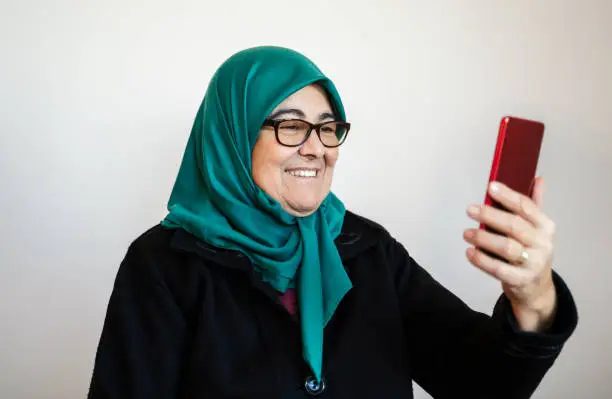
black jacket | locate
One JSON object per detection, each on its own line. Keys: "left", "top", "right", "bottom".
{"left": 87, "top": 211, "right": 578, "bottom": 399}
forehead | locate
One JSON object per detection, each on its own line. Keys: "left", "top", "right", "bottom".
{"left": 272, "top": 84, "right": 333, "bottom": 112}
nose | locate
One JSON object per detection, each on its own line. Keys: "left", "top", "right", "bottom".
{"left": 298, "top": 129, "right": 326, "bottom": 158}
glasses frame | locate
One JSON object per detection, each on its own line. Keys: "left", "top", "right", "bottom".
{"left": 262, "top": 118, "right": 351, "bottom": 148}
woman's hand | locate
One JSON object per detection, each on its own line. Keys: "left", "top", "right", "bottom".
{"left": 462, "top": 177, "right": 557, "bottom": 332}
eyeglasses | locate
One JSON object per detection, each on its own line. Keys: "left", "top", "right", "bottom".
{"left": 262, "top": 119, "right": 350, "bottom": 148}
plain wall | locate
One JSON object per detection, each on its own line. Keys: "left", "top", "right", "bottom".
{"left": 1, "top": 0, "right": 611, "bottom": 398}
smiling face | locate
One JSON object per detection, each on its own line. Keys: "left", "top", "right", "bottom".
{"left": 251, "top": 84, "right": 339, "bottom": 217}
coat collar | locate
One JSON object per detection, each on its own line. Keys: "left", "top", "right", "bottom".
{"left": 169, "top": 210, "right": 381, "bottom": 272}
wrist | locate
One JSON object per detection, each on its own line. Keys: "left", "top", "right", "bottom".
{"left": 511, "top": 283, "right": 557, "bottom": 333}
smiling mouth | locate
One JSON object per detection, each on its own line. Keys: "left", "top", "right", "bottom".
{"left": 285, "top": 168, "right": 320, "bottom": 178}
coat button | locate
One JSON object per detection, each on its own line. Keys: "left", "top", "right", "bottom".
{"left": 304, "top": 376, "right": 326, "bottom": 396}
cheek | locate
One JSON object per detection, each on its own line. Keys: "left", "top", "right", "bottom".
{"left": 325, "top": 149, "right": 339, "bottom": 168}
{"left": 252, "top": 136, "right": 297, "bottom": 191}
{"left": 268, "top": 149, "right": 298, "bottom": 175}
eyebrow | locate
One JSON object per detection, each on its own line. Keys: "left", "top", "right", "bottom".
{"left": 268, "top": 108, "right": 336, "bottom": 122}
{"left": 318, "top": 112, "right": 336, "bottom": 122}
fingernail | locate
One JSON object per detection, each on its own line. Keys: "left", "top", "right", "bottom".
{"left": 490, "top": 182, "right": 500, "bottom": 193}
{"left": 467, "top": 205, "right": 480, "bottom": 216}
{"left": 463, "top": 229, "right": 475, "bottom": 239}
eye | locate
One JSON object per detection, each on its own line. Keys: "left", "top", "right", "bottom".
{"left": 277, "top": 120, "right": 309, "bottom": 138}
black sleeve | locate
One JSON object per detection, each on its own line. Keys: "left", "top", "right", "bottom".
{"left": 87, "top": 241, "right": 189, "bottom": 399}
{"left": 389, "top": 236, "right": 578, "bottom": 399}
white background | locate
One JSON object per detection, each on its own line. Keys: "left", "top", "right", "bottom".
{"left": 1, "top": 0, "right": 611, "bottom": 398}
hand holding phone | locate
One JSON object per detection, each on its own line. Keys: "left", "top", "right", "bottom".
{"left": 463, "top": 116, "right": 560, "bottom": 332}
{"left": 479, "top": 116, "right": 545, "bottom": 259}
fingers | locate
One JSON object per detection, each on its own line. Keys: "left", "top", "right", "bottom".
{"left": 487, "top": 182, "right": 555, "bottom": 236}
{"left": 466, "top": 247, "right": 532, "bottom": 286}
{"left": 464, "top": 179, "right": 556, "bottom": 294}
{"left": 467, "top": 203, "right": 541, "bottom": 247}
{"left": 465, "top": 246, "right": 549, "bottom": 288}
{"left": 463, "top": 228, "right": 526, "bottom": 264}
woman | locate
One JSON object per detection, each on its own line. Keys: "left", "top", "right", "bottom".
{"left": 87, "top": 46, "right": 578, "bottom": 398}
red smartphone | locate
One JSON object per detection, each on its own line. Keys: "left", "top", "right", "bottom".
{"left": 480, "top": 116, "right": 545, "bottom": 255}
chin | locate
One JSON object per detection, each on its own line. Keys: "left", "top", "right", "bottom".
{"left": 284, "top": 199, "right": 322, "bottom": 217}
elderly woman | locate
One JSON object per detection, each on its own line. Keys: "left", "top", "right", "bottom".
{"left": 87, "top": 46, "right": 578, "bottom": 398}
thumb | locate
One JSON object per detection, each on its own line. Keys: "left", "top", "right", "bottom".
{"left": 531, "top": 176, "right": 545, "bottom": 208}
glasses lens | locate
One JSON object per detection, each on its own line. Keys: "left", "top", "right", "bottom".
{"left": 319, "top": 122, "right": 349, "bottom": 147}
{"left": 277, "top": 120, "right": 310, "bottom": 146}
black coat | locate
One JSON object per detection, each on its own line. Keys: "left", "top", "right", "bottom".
{"left": 87, "top": 211, "right": 578, "bottom": 399}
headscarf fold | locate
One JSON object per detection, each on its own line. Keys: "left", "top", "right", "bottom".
{"left": 162, "top": 46, "right": 352, "bottom": 381}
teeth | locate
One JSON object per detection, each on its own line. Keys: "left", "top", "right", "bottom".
{"left": 287, "top": 169, "right": 317, "bottom": 177}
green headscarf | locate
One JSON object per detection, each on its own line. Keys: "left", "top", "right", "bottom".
{"left": 161, "top": 46, "right": 352, "bottom": 381}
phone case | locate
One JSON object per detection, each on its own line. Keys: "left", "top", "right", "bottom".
{"left": 479, "top": 115, "right": 545, "bottom": 240}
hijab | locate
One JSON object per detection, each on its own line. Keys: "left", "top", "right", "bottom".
{"left": 161, "top": 46, "right": 352, "bottom": 381}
